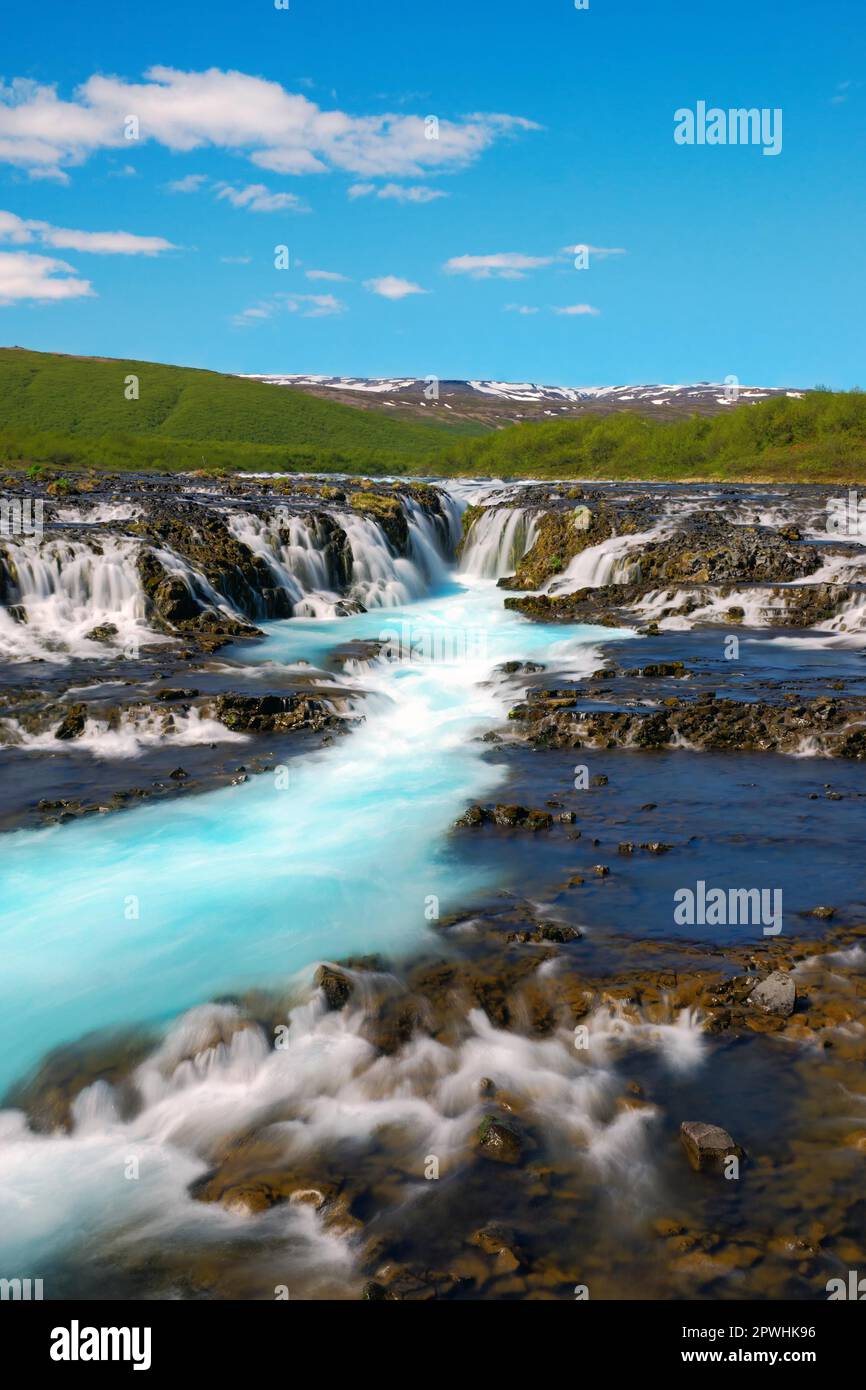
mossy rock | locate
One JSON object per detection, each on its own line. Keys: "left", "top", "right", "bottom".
{"left": 348, "top": 490, "right": 408, "bottom": 551}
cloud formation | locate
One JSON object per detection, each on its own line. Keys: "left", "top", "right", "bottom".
{"left": 0, "top": 209, "right": 175, "bottom": 255}
{"left": 214, "top": 182, "right": 309, "bottom": 213}
{"left": 363, "top": 275, "right": 428, "bottom": 300}
{"left": 444, "top": 252, "right": 554, "bottom": 279}
{"left": 232, "top": 292, "right": 347, "bottom": 325}
{"left": 0, "top": 68, "right": 538, "bottom": 182}
{"left": 0, "top": 250, "right": 94, "bottom": 302}
{"left": 348, "top": 182, "right": 447, "bottom": 203}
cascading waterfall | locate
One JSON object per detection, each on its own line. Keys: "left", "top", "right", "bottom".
{"left": 0, "top": 490, "right": 463, "bottom": 658}
{"left": 545, "top": 525, "right": 671, "bottom": 595}
{"left": 0, "top": 536, "right": 158, "bottom": 663}
{"left": 459, "top": 506, "right": 542, "bottom": 579}
{"left": 225, "top": 509, "right": 345, "bottom": 617}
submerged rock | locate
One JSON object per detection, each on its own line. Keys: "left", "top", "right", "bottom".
{"left": 680, "top": 1121, "right": 744, "bottom": 1173}
{"left": 477, "top": 1116, "right": 523, "bottom": 1164}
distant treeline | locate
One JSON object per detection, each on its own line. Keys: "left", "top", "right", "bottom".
{"left": 432, "top": 390, "right": 866, "bottom": 481}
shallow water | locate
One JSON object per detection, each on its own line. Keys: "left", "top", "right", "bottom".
{"left": 0, "top": 576, "right": 632, "bottom": 1096}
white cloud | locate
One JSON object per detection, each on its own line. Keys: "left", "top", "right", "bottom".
{"left": 444, "top": 252, "right": 554, "bottom": 279}
{"left": 505, "top": 303, "right": 538, "bottom": 315}
{"left": 232, "top": 291, "right": 346, "bottom": 325}
{"left": 0, "top": 209, "right": 175, "bottom": 255}
{"left": 349, "top": 182, "right": 446, "bottom": 203}
{"left": 215, "top": 182, "right": 309, "bottom": 213}
{"left": 305, "top": 269, "right": 349, "bottom": 281}
{"left": 287, "top": 293, "right": 345, "bottom": 317}
{"left": 0, "top": 68, "right": 538, "bottom": 180}
{"left": 221, "top": 255, "right": 251, "bottom": 264}
{"left": 0, "top": 250, "right": 94, "bottom": 303}
{"left": 553, "top": 303, "right": 600, "bottom": 316}
{"left": 363, "top": 275, "right": 428, "bottom": 300}
{"left": 166, "top": 172, "right": 208, "bottom": 193}
{"left": 560, "top": 243, "right": 626, "bottom": 260}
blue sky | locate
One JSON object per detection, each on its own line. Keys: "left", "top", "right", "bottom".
{"left": 0, "top": 0, "right": 863, "bottom": 386}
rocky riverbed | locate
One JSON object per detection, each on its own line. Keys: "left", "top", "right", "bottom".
{"left": 1, "top": 472, "right": 864, "bottom": 1300}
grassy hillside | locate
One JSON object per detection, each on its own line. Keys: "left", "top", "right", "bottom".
{"left": 0, "top": 348, "right": 482, "bottom": 468}
{"left": 0, "top": 347, "right": 863, "bottom": 482}
{"left": 434, "top": 390, "right": 866, "bottom": 482}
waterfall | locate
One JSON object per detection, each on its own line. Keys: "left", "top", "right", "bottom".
{"left": 225, "top": 509, "right": 344, "bottom": 617}
{"left": 459, "top": 507, "right": 542, "bottom": 579}
{"left": 0, "top": 489, "right": 462, "bottom": 658}
{"left": 544, "top": 528, "right": 663, "bottom": 594}
{"left": 0, "top": 536, "right": 157, "bottom": 663}
{"left": 341, "top": 513, "right": 429, "bottom": 608}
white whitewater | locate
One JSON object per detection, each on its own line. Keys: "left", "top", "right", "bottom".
{"left": 459, "top": 507, "right": 542, "bottom": 579}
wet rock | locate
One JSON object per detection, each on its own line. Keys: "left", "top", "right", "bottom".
{"left": 454, "top": 804, "right": 552, "bottom": 831}
{"left": 470, "top": 1224, "right": 524, "bottom": 1271}
{"left": 810, "top": 905, "right": 836, "bottom": 919}
{"left": 680, "top": 1121, "right": 744, "bottom": 1173}
{"left": 747, "top": 970, "right": 796, "bottom": 1017}
{"left": 637, "top": 661, "right": 689, "bottom": 678}
{"left": 493, "top": 804, "right": 552, "bottom": 830}
{"left": 506, "top": 922, "right": 581, "bottom": 945}
{"left": 4, "top": 1031, "right": 154, "bottom": 1133}
{"left": 362, "top": 1281, "right": 388, "bottom": 1301}
{"left": 510, "top": 691, "right": 866, "bottom": 758}
{"left": 215, "top": 692, "right": 336, "bottom": 734}
{"left": 84, "top": 623, "right": 119, "bottom": 644}
{"left": 54, "top": 704, "right": 88, "bottom": 741}
{"left": 315, "top": 965, "right": 353, "bottom": 1011}
{"left": 454, "top": 805, "right": 485, "bottom": 828}
{"left": 498, "top": 660, "right": 545, "bottom": 674}
{"left": 157, "top": 688, "right": 200, "bottom": 702}
{"left": 477, "top": 1116, "right": 522, "bottom": 1164}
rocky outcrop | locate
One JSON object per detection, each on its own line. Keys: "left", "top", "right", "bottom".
{"left": 454, "top": 803, "right": 553, "bottom": 831}
{"left": 510, "top": 691, "right": 866, "bottom": 757}
{"left": 214, "top": 693, "right": 339, "bottom": 734}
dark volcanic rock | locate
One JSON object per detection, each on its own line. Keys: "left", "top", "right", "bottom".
{"left": 54, "top": 703, "right": 88, "bottom": 740}
{"left": 510, "top": 692, "right": 866, "bottom": 758}
{"left": 215, "top": 693, "right": 337, "bottom": 734}
{"left": 477, "top": 1116, "right": 523, "bottom": 1164}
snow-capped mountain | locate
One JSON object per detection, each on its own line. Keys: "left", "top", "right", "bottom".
{"left": 240, "top": 375, "right": 805, "bottom": 426}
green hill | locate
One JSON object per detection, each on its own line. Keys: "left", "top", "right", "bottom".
{"left": 434, "top": 390, "right": 866, "bottom": 482}
{"left": 0, "top": 347, "right": 864, "bottom": 482}
{"left": 0, "top": 347, "right": 482, "bottom": 473}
